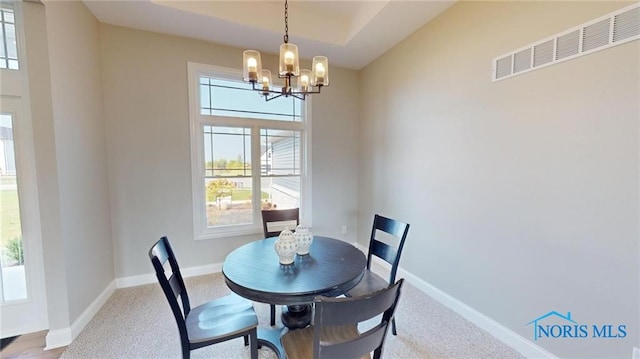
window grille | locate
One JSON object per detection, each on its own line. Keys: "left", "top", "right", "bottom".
{"left": 0, "top": 7, "right": 18, "bottom": 70}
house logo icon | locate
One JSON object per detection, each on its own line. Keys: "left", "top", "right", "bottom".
{"left": 526, "top": 311, "right": 627, "bottom": 340}
{"left": 526, "top": 311, "right": 579, "bottom": 340}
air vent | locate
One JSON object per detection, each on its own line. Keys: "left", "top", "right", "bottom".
{"left": 583, "top": 18, "right": 611, "bottom": 52}
{"left": 533, "top": 40, "right": 554, "bottom": 67}
{"left": 556, "top": 30, "right": 580, "bottom": 60}
{"left": 495, "top": 55, "right": 512, "bottom": 79}
{"left": 492, "top": 3, "right": 639, "bottom": 81}
{"left": 613, "top": 6, "right": 640, "bottom": 42}
{"left": 514, "top": 48, "right": 531, "bottom": 73}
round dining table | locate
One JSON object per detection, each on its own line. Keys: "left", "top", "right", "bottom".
{"left": 223, "top": 236, "right": 366, "bottom": 358}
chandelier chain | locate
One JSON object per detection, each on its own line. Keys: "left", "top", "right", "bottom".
{"left": 283, "top": 0, "right": 289, "bottom": 43}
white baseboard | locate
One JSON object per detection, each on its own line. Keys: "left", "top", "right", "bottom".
{"left": 44, "top": 327, "right": 72, "bottom": 350}
{"left": 115, "top": 272, "right": 156, "bottom": 288}
{"left": 45, "top": 280, "right": 116, "bottom": 349}
{"left": 45, "top": 263, "right": 221, "bottom": 349}
{"left": 70, "top": 280, "right": 116, "bottom": 339}
{"left": 115, "top": 263, "right": 222, "bottom": 288}
{"left": 181, "top": 263, "right": 222, "bottom": 281}
{"left": 354, "top": 244, "right": 556, "bottom": 359}
{"left": 396, "top": 266, "right": 558, "bottom": 359}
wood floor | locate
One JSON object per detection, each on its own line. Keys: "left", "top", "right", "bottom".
{"left": 1, "top": 331, "right": 66, "bottom": 359}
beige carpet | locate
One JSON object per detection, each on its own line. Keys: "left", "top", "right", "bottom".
{"left": 60, "top": 272, "right": 525, "bottom": 359}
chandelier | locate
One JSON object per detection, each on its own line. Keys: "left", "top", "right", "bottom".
{"left": 242, "top": 0, "right": 329, "bottom": 101}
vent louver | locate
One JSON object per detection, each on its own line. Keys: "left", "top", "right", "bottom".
{"left": 496, "top": 55, "right": 512, "bottom": 79}
{"left": 514, "top": 48, "right": 532, "bottom": 73}
{"left": 556, "top": 30, "right": 580, "bottom": 60}
{"left": 613, "top": 6, "right": 640, "bottom": 42}
{"left": 533, "top": 40, "right": 554, "bottom": 67}
{"left": 582, "top": 18, "right": 611, "bottom": 52}
{"left": 492, "top": 3, "right": 639, "bottom": 81}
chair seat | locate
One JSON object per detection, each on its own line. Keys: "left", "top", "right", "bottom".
{"left": 186, "top": 293, "right": 258, "bottom": 344}
{"left": 345, "top": 270, "right": 389, "bottom": 298}
{"left": 281, "top": 325, "right": 371, "bottom": 359}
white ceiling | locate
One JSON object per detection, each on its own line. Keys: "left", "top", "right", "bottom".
{"left": 83, "top": 0, "right": 456, "bottom": 70}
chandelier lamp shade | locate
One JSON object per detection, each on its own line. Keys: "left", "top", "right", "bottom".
{"left": 242, "top": 0, "right": 329, "bottom": 101}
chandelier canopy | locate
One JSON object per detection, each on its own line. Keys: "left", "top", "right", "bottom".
{"left": 242, "top": 0, "right": 329, "bottom": 101}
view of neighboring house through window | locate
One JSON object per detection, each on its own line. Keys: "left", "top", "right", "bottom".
{"left": 191, "top": 69, "right": 306, "bottom": 239}
{"left": 0, "top": 7, "right": 19, "bottom": 70}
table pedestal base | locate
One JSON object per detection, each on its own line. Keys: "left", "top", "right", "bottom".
{"left": 257, "top": 327, "right": 286, "bottom": 359}
{"left": 281, "top": 304, "right": 312, "bottom": 329}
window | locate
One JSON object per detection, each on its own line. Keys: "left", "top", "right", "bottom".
{"left": 188, "top": 63, "right": 309, "bottom": 239}
{"left": 0, "top": 112, "right": 26, "bottom": 300}
{"left": 0, "top": 6, "right": 18, "bottom": 70}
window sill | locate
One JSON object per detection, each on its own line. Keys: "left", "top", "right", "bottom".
{"left": 195, "top": 226, "right": 263, "bottom": 240}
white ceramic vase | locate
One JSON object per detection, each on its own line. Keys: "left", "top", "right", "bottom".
{"left": 294, "top": 224, "right": 313, "bottom": 255}
{"left": 275, "top": 229, "right": 298, "bottom": 264}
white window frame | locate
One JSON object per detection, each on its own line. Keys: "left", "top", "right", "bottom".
{"left": 0, "top": 0, "right": 48, "bottom": 335}
{"left": 187, "top": 62, "right": 312, "bottom": 240}
{"left": 0, "top": 3, "right": 19, "bottom": 70}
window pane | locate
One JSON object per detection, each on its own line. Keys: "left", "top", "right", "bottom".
{"left": 4, "top": 10, "right": 14, "bottom": 24}
{"left": 5, "top": 23, "right": 16, "bottom": 58}
{"left": 203, "top": 126, "right": 251, "bottom": 177}
{"left": 261, "top": 129, "right": 300, "bottom": 176}
{"left": 1, "top": 8, "right": 18, "bottom": 71}
{"left": 260, "top": 128, "right": 300, "bottom": 210}
{"left": 199, "top": 83, "right": 211, "bottom": 115}
{"left": 205, "top": 177, "right": 253, "bottom": 227}
{"left": 261, "top": 176, "right": 299, "bottom": 210}
{"left": 203, "top": 126, "right": 253, "bottom": 228}
{"left": 0, "top": 113, "right": 27, "bottom": 301}
{"left": 0, "top": 27, "right": 5, "bottom": 58}
{"left": 200, "top": 77, "right": 302, "bottom": 122}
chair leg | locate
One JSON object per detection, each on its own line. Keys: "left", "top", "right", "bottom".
{"left": 243, "top": 334, "right": 249, "bottom": 346}
{"left": 270, "top": 304, "right": 276, "bottom": 326}
{"left": 249, "top": 329, "right": 258, "bottom": 359}
{"left": 182, "top": 345, "right": 190, "bottom": 359}
{"left": 391, "top": 316, "right": 397, "bottom": 336}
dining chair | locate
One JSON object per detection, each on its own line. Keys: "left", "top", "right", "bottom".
{"left": 149, "top": 237, "right": 259, "bottom": 359}
{"left": 261, "top": 207, "right": 300, "bottom": 325}
{"left": 261, "top": 207, "right": 300, "bottom": 237}
{"left": 281, "top": 278, "right": 404, "bottom": 359}
{"left": 345, "top": 214, "right": 410, "bottom": 336}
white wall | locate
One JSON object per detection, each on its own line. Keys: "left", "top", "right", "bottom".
{"left": 359, "top": 1, "right": 638, "bottom": 358}
{"left": 99, "top": 24, "right": 360, "bottom": 278}
{"left": 45, "top": 1, "right": 114, "bottom": 323}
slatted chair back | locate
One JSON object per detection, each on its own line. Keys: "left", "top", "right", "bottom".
{"left": 149, "top": 237, "right": 191, "bottom": 348}
{"left": 261, "top": 208, "right": 300, "bottom": 237}
{"left": 367, "top": 214, "right": 410, "bottom": 284}
{"left": 314, "top": 279, "right": 404, "bottom": 359}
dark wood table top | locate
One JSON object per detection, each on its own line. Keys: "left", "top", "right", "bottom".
{"left": 223, "top": 236, "right": 366, "bottom": 305}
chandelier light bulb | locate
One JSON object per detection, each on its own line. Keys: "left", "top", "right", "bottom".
{"left": 284, "top": 51, "right": 295, "bottom": 65}
{"left": 247, "top": 57, "right": 257, "bottom": 71}
{"left": 243, "top": 50, "right": 262, "bottom": 82}
{"left": 247, "top": 57, "right": 258, "bottom": 80}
